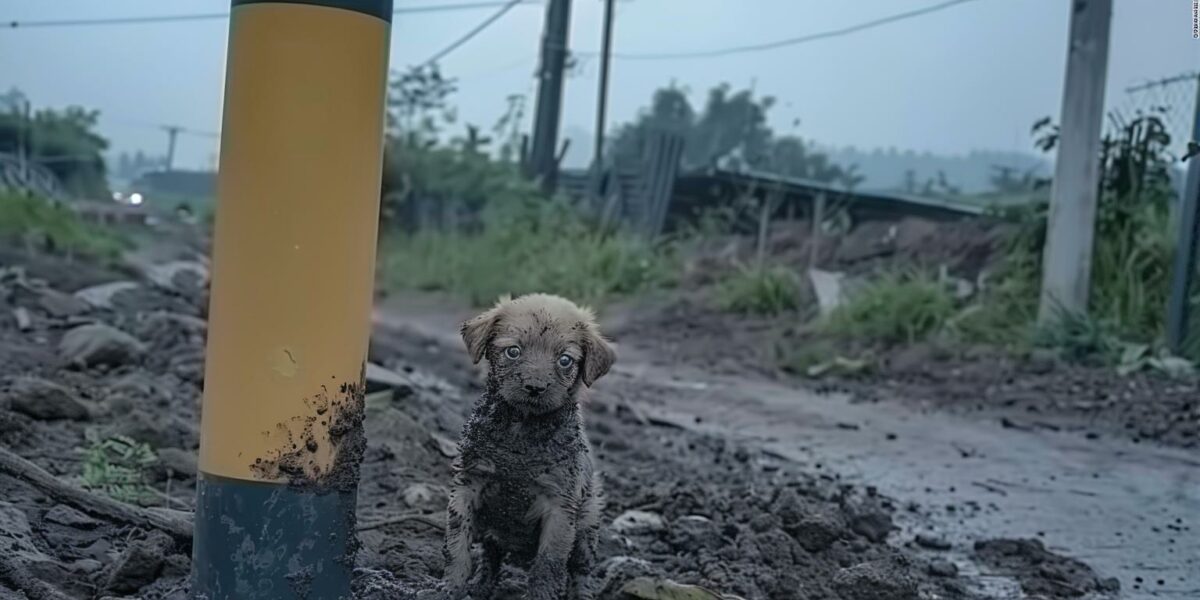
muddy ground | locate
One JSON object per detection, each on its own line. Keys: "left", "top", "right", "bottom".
{"left": 0, "top": 228, "right": 1175, "bottom": 599}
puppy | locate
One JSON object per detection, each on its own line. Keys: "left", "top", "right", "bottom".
{"left": 443, "top": 294, "right": 615, "bottom": 600}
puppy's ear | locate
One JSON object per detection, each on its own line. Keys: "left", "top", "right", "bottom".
{"left": 581, "top": 326, "right": 616, "bottom": 387}
{"left": 461, "top": 305, "right": 502, "bottom": 364}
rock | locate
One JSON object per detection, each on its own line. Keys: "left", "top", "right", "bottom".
{"left": 60, "top": 323, "right": 146, "bottom": 367}
{"left": 69, "top": 558, "right": 104, "bottom": 574}
{"left": 621, "top": 577, "right": 738, "bottom": 600}
{"left": 4, "top": 376, "right": 90, "bottom": 421}
{"left": 45, "top": 504, "right": 101, "bottom": 529}
{"left": 808, "top": 269, "right": 846, "bottom": 316}
{"left": 144, "top": 261, "right": 208, "bottom": 294}
{"left": 104, "top": 530, "right": 175, "bottom": 595}
{"left": 788, "top": 507, "right": 846, "bottom": 553}
{"left": 74, "top": 281, "right": 142, "bottom": 310}
{"left": 428, "top": 432, "right": 459, "bottom": 458}
{"left": 832, "top": 560, "right": 919, "bottom": 600}
{"left": 149, "top": 448, "right": 198, "bottom": 481}
{"left": 668, "top": 515, "right": 722, "bottom": 550}
{"left": 914, "top": 534, "right": 952, "bottom": 551}
{"left": 928, "top": 560, "right": 958, "bottom": 577}
{"left": 401, "top": 482, "right": 445, "bottom": 510}
{"left": 38, "top": 288, "right": 92, "bottom": 317}
{"left": 612, "top": 510, "right": 667, "bottom": 535}
{"left": 0, "top": 501, "right": 38, "bottom": 554}
{"left": 109, "top": 410, "right": 197, "bottom": 450}
{"left": 12, "top": 307, "right": 32, "bottom": 331}
{"left": 849, "top": 510, "right": 894, "bottom": 543}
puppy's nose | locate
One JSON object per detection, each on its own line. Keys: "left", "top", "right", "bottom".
{"left": 524, "top": 384, "right": 545, "bottom": 397}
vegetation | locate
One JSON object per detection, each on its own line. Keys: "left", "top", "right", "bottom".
{"left": 822, "top": 270, "right": 957, "bottom": 345}
{"left": 0, "top": 192, "right": 128, "bottom": 260}
{"left": 80, "top": 434, "right": 158, "bottom": 505}
{"left": 1, "top": 89, "right": 110, "bottom": 198}
{"left": 381, "top": 196, "right": 671, "bottom": 307}
{"left": 716, "top": 265, "right": 805, "bottom": 316}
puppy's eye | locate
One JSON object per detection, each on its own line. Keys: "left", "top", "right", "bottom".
{"left": 504, "top": 346, "right": 521, "bottom": 360}
{"left": 557, "top": 354, "right": 574, "bottom": 368}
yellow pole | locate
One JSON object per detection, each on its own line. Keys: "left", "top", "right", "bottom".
{"left": 192, "top": 1, "right": 390, "bottom": 597}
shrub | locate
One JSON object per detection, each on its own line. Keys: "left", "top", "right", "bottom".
{"left": 822, "top": 271, "right": 957, "bottom": 345}
{"left": 0, "top": 192, "right": 127, "bottom": 260}
{"left": 380, "top": 196, "right": 673, "bottom": 307}
{"left": 716, "top": 265, "right": 805, "bottom": 316}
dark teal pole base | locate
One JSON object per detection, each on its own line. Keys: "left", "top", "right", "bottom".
{"left": 191, "top": 473, "right": 358, "bottom": 600}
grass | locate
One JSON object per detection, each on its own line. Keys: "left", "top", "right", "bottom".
{"left": 380, "top": 197, "right": 674, "bottom": 307}
{"left": 822, "top": 270, "right": 957, "bottom": 346}
{"left": 80, "top": 434, "right": 158, "bottom": 505}
{"left": 716, "top": 265, "right": 805, "bottom": 316}
{"left": 0, "top": 192, "right": 128, "bottom": 260}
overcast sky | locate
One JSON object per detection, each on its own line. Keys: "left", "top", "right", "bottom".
{"left": 1, "top": 0, "right": 1197, "bottom": 170}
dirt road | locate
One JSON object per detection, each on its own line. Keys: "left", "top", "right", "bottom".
{"left": 376, "top": 293, "right": 1199, "bottom": 599}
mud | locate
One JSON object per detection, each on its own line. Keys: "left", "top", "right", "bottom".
{"left": 0, "top": 238, "right": 1130, "bottom": 600}
{"left": 607, "top": 292, "right": 1199, "bottom": 450}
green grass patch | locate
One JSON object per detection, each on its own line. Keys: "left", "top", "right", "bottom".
{"left": 0, "top": 192, "right": 128, "bottom": 260}
{"left": 80, "top": 433, "right": 158, "bottom": 505}
{"left": 380, "top": 197, "right": 674, "bottom": 307}
{"left": 822, "top": 271, "right": 957, "bottom": 345}
{"left": 716, "top": 265, "right": 805, "bottom": 316}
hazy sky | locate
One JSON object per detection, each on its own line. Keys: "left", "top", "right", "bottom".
{"left": 1, "top": 0, "right": 1197, "bottom": 171}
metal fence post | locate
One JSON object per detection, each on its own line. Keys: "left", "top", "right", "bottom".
{"left": 1166, "top": 78, "right": 1200, "bottom": 353}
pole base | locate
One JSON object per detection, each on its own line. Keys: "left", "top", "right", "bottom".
{"left": 191, "top": 473, "right": 358, "bottom": 599}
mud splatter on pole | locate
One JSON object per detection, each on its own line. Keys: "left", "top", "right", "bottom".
{"left": 192, "top": 1, "right": 391, "bottom": 598}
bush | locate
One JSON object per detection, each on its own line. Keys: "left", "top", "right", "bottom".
{"left": 716, "top": 265, "right": 805, "bottom": 316}
{"left": 0, "top": 192, "right": 127, "bottom": 260}
{"left": 822, "top": 271, "right": 957, "bottom": 345}
{"left": 380, "top": 196, "right": 673, "bottom": 307}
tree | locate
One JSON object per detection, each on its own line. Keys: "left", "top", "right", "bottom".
{"left": 0, "top": 90, "right": 110, "bottom": 198}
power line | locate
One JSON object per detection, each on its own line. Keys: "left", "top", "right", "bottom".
{"left": 418, "top": 0, "right": 525, "bottom": 67}
{"left": 581, "top": 0, "right": 981, "bottom": 61}
{"left": 4, "top": 1, "right": 539, "bottom": 29}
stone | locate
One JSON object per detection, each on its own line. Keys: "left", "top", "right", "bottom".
{"left": 915, "top": 534, "right": 952, "bottom": 551}
{"left": 149, "top": 448, "right": 197, "bottom": 481}
{"left": 12, "top": 307, "right": 32, "bottom": 331}
{"left": 45, "top": 504, "right": 101, "bottom": 529}
{"left": 104, "top": 530, "right": 174, "bottom": 595}
{"left": 612, "top": 510, "right": 667, "bottom": 535}
{"left": 60, "top": 323, "right": 146, "bottom": 367}
{"left": 402, "top": 482, "right": 445, "bottom": 510}
{"left": 928, "top": 560, "right": 958, "bottom": 577}
{"left": 621, "top": 577, "right": 736, "bottom": 600}
{"left": 74, "top": 282, "right": 142, "bottom": 310}
{"left": 832, "top": 560, "right": 919, "bottom": 600}
{"left": 36, "top": 287, "right": 91, "bottom": 318}
{"left": 5, "top": 376, "right": 90, "bottom": 421}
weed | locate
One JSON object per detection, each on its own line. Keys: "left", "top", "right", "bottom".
{"left": 822, "top": 270, "right": 957, "bottom": 345}
{"left": 380, "top": 197, "right": 673, "bottom": 307}
{"left": 0, "top": 192, "right": 127, "bottom": 260}
{"left": 716, "top": 265, "right": 805, "bottom": 316}
{"left": 80, "top": 433, "right": 158, "bottom": 505}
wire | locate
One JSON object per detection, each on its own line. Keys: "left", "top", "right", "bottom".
{"left": 417, "top": 0, "right": 525, "bottom": 67}
{"left": 584, "top": 0, "right": 981, "bottom": 61}
{"left": 4, "top": 1, "right": 539, "bottom": 29}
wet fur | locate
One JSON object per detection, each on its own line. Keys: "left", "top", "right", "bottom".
{"left": 445, "top": 294, "right": 614, "bottom": 600}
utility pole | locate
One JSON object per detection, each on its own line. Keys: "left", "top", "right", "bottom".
{"left": 527, "top": 0, "right": 571, "bottom": 194}
{"left": 17, "top": 99, "right": 30, "bottom": 184}
{"left": 1037, "top": 0, "right": 1113, "bottom": 325}
{"left": 592, "top": 0, "right": 615, "bottom": 172}
{"left": 162, "top": 125, "right": 181, "bottom": 171}
{"left": 1166, "top": 77, "right": 1200, "bottom": 353}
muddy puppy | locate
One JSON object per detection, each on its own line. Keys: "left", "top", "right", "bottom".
{"left": 444, "top": 294, "right": 615, "bottom": 600}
